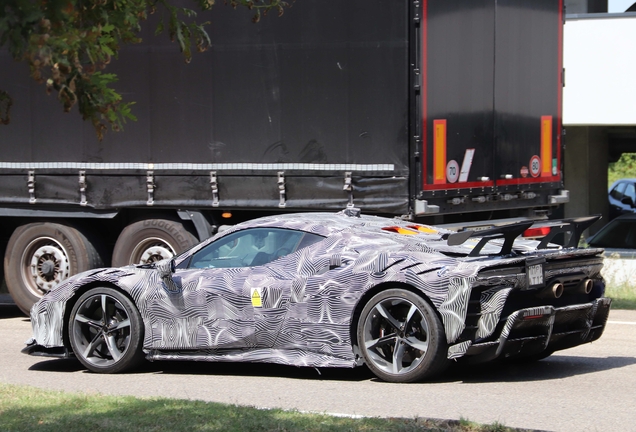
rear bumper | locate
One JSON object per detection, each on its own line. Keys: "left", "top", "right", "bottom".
{"left": 464, "top": 297, "right": 611, "bottom": 361}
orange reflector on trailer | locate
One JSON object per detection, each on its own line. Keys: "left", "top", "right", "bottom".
{"left": 381, "top": 226, "right": 419, "bottom": 235}
{"left": 221, "top": 212, "right": 233, "bottom": 219}
{"left": 433, "top": 119, "right": 447, "bottom": 184}
{"left": 541, "top": 116, "right": 552, "bottom": 177}
{"left": 523, "top": 226, "right": 551, "bottom": 238}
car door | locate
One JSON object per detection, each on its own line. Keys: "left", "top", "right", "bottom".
{"left": 267, "top": 236, "right": 362, "bottom": 354}
{"left": 165, "top": 227, "right": 323, "bottom": 350}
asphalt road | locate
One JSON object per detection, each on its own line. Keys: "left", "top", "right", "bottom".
{"left": 1, "top": 303, "right": 635, "bottom": 432}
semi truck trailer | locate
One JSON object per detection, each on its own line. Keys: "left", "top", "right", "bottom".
{"left": 0, "top": 0, "right": 568, "bottom": 313}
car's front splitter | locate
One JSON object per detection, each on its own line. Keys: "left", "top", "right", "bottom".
{"left": 22, "top": 338, "right": 72, "bottom": 358}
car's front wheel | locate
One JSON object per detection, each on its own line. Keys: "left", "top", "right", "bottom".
{"left": 357, "top": 288, "right": 448, "bottom": 383}
{"left": 69, "top": 287, "right": 145, "bottom": 373}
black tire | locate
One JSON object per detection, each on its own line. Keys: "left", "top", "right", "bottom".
{"left": 112, "top": 218, "right": 199, "bottom": 267}
{"left": 357, "top": 288, "right": 448, "bottom": 383}
{"left": 4, "top": 223, "right": 103, "bottom": 315}
{"left": 69, "top": 287, "right": 145, "bottom": 373}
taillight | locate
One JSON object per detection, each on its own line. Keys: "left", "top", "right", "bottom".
{"left": 407, "top": 225, "right": 438, "bottom": 234}
{"left": 523, "top": 227, "right": 551, "bottom": 238}
{"left": 381, "top": 226, "right": 418, "bottom": 235}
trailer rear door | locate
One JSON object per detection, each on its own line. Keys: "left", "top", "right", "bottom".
{"left": 418, "top": 0, "right": 564, "bottom": 215}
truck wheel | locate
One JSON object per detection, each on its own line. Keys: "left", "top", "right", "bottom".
{"left": 4, "top": 223, "right": 103, "bottom": 315}
{"left": 357, "top": 288, "right": 448, "bottom": 383}
{"left": 69, "top": 287, "right": 145, "bottom": 373}
{"left": 112, "top": 218, "right": 198, "bottom": 267}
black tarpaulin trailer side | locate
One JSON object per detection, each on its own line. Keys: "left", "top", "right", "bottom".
{"left": 0, "top": 0, "right": 411, "bottom": 213}
{"left": 0, "top": 0, "right": 564, "bottom": 217}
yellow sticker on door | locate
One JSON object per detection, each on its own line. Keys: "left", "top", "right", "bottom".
{"left": 251, "top": 288, "right": 262, "bottom": 307}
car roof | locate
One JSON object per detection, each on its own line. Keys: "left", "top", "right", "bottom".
{"left": 609, "top": 178, "right": 636, "bottom": 189}
{"left": 233, "top": 211, "right": 451, "bottom": 238}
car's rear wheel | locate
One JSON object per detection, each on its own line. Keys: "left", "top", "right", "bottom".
{"left": 69, "top": 287, "right": 145, "bottom": 373}
{"left": 357, "top": 288, "right": 448, "bottom": 383}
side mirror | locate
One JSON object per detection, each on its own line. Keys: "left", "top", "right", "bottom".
{"left": 621, "top": 196, "right": 635, "bottom": 207}
{"left": 157, "top": 258, "right": 176, "bottom": 279}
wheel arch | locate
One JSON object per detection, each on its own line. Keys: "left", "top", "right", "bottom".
{"left": 62, "top": 281, "right": 142, "bottom": 352}
{"left": 349, "top": 281, "right": 445, "bottom": 353}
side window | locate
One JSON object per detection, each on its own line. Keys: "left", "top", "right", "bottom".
{"left": 610, "top": 182, "right": 626, "bottom": 200}
{"left": 188, "top": 228, "right": 324, "bottom": 269}
{"left": 624, "top": 183, "right": 636, "bottom": 203}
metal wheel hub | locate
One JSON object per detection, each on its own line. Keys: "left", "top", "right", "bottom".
{"left": 72, "top": 294, "right": 132, "bottom": 367}
{"left": 132, "top": 238, "right": 176, "bottom": 264}
{"left": 363, "top": 297, "right": 430, "bottom": 376}
{"left": 23, "top": 239, "right": 70, "bottom": 295}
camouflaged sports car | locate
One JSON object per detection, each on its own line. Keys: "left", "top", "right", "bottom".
{"left": 23, "top": 210, "right": 611, "bottom": 383}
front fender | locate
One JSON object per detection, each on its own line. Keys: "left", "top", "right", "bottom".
{"left": 29, "top": 267, "right": 139, "bottom": 349}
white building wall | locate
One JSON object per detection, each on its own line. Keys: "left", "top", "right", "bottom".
{"left": 563, "top": 15, "right": 636, "bottom": 125}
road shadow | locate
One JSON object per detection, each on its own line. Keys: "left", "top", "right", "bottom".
{"left": 29, "top": 352, "right": 636, "bottom": 384}
{"left": 29, "top": 356, "right": 375, "bottom": 381}
{"left": 29, "top": 358, "right": 85, "bottom": 373}
{"left": 435, "top": 354, "right": 636, "bottom": 384}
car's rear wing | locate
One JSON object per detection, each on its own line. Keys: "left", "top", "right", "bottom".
{"left": 445, "top": 216, "right": 602, "bottom": 257}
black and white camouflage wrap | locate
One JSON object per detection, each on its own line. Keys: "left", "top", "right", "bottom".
{"left": 27, "top": 211, "right": 610, "bottom": 368}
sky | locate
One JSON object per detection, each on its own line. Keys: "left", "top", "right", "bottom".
{"left": 609, "top": 0, "right": 636, "bottom": 12}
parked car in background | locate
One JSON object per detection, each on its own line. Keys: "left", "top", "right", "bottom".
{"left": 588, "top": 213, "right": 636, "bottom": 252}
{"left": 588, "top": 214, "right": 636, "bottom": 288}
{"left": 608, "top": 179, "right": 636, "bottom": 220}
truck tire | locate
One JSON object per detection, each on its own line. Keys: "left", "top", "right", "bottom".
{"left": 112, "top": 218, "right": 198, "bottom": 267}
{"left": 4, "top": 223, "right": 104, "bottom": 315}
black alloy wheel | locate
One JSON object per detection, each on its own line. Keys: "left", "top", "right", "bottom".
{"left": 357, "top": 288, "right": 448, "bottom": 383}
{"left": 69, "top": 287, "right": 145, "bottom": 373}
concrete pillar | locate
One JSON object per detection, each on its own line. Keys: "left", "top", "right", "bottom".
{"left": 563, "top": 126, "right": 609, "bottom": 234}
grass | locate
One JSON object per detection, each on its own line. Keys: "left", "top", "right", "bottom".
{"left": 605, "top": 282, "right": 636, "bottom": 309}
{"left": 0, "top": 383, "right": 529, "bottom": 432}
